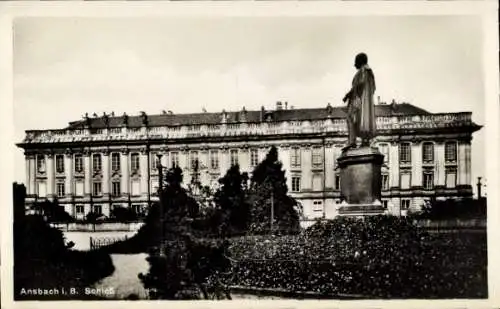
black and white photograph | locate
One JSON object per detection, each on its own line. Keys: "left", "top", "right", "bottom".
{"left": 1, "top": 1, "right": 499, "bottom": 306}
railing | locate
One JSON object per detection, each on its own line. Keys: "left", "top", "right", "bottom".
{"left": 22, "top": 112, "right": 474, "bottom": 144}
{"left": 90, "top": 235, "right": 129, "bottom": 250}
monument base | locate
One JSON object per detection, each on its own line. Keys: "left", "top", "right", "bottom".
{"left": 337, "top": 146, "right": 385, "bottom": 217}
{"left": 337, "top": 200, "right": 385, "bottom": 217}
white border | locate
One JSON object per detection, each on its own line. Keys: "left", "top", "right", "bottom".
{"left": 0, "top": 1, "right": 498, "bottom": 309}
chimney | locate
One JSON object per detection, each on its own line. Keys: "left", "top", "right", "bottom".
{"left": 285, "top": 101, "right": 288, "bottom": 110}
{"left": 260, "top": 106, "right": 265, "bottom": 122}
{"left": 276, "top": 101, "right": 283, "bottom": 110}
{"left": 377, "top": 96, "right": 381, "bottom": 104}
{"left": 111, "top": 111, "right": 115, "bottom": 117}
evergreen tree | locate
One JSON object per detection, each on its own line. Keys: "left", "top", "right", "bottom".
{"left": 212, "top": 164, "right": 250, "bottom": 237}
{"left": 247, "top": 146, "right": 301, "bottom": 234}
{"left": 138, "top": 166, "right": 232, "bottom": 299}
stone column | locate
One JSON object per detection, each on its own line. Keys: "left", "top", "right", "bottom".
{"left": 411, "top": 141, "right": 422, "bottom": 187}
{"left": 220, "top": 148, "right": 230, "bottom": 177}
{"left": 25, "top": 155, "right": 33, "bottom": 195}
{"left": 140, "top": 148, "right": 149, "bottom": 195}
{"left": 389, "top": 142, "right": 400, "bottom": 188}
{"left": 279, "top": 145, "right": 291, "bottom": 190}
{"left": 30, "top": 155, "right": 36, "bottom": 195}
{"left": 102, "top": 151, "right": 110, "bottom": 197}
{"left": 435, "top": 142, "right": 446, "bottom": 186}
{"left": 302, "top": 146, "right": 312, "bottom": 191}
{"left": 325, "top": 144, "right": 335, "bottom": 190}
{"left": 240, "top": 147, "right": 250, "bottom": 174}
{"left": 120, "top": 149, "right": 130, "bottom": 195}
{"left": 83, "top": 151, "right": 91, "bottom": 197}
{"left": 458, "top": 141, "right": 467, "bottom": 185}
{"left": 465, "top": 143, "right": 472, "bottom": 186}
{"left": 46, "top": 153, "right": 55, "bottom": 200}
{"left": 64, "top": 152, "right": 73, "bottom": 197}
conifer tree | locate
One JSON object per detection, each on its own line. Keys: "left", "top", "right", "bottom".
{"left": 247, "top": 146, "right": 301, "bottom": 234}
{"left": 213, "top": 164, "right": 250, "bottom": 236}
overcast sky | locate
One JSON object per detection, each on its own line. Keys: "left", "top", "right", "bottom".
{"left": 13, "top": 15, "right": 486, "bottom": 194}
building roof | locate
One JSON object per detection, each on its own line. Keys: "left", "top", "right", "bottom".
{"left": 66, "top": 102, "right": 432, "bottom": 130}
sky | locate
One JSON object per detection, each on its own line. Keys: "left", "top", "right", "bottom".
{"left": 12, "top": 15, "right": 486, "bottom": 195}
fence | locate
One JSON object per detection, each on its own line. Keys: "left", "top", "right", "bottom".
{"left": 90, "top": 235, "right": 129, "bottom": 250}
{"left": 50, "top": 222, "right": 144, "bottom": 232}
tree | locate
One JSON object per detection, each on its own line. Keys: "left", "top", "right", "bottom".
{"left": 32, "top": 199, "right": 74, "bottom": 223}
{"left": 212, "top": 164, "right": 250, "bottom": 236}
{"left": 247, "top": 146, "right": 301, "bottom": 234}
{"left": 138, "top": 166, "right": 232, "bottom": 299}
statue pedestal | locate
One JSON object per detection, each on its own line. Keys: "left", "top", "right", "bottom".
{"left": 337, "top": 146, "right": 385, "bottom": 216}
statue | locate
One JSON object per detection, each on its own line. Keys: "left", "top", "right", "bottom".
{"left": 342, "top": 53, "right": 377, "bottom": 150}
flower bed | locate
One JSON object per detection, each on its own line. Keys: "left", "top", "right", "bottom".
{"left": 225, "top": 216, "right": 487, "bottom": 299}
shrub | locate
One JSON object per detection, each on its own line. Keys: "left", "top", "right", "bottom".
{"left": 226, "top": 216, "right": 487, "bottom": 298}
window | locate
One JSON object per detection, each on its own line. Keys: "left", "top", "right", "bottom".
{"left": 36, "top": 155, "right": 46, "bottom": 173}
{"left": 131, "top": 153, "right": 140, "bottom": 171}
{"left": 291, "top": 176, "right": 301, "bottom": 192}
{"left": 171, "top": 152, "right": 179, "bottom": 168}
{"left": 312, "top": 146, "right": 323, "bottom": 167}
{"left": 313, "top": 200, "right": 324, "bottom": 212}
{"left": 74, "top": 155, "right": 83, "bottom": 173}
{"left": 93, "top": 205, "right": 102, "bottom": 215}
{"left": 190, "top": 151, "right": 199, "bottom": 170}
{"left": 112, "top": 181, "right": 121, "bottom": 196}
{"left": 93, "top": 154, "right": 102, "bottom": 171}
{"left": 382, "top": 200, "right": 388, "bottom": 209}
{"left": 150, "top": 153, "right": 158, "bottom": 171}
{"left": 250, "top": 149, "right": 259, "bottom": 167}
{"left": 401, "top": 199, "right": 411, "bottom": 210}
{"left": 312, "top": 174, "right": 323, "bottom": 191}
{"left": 423, "top": 171, "right": 434, "bottom": 190}
{"left": 446, "top": 169, "right": 457, "bottom": 188}
{"left": 55, "top": 155, "right": 64, "bottom": 173}
{"left": 209, "top": 150, "right": 219, "bottom": 170}
{"left": 56, "top": 182, "right": 65, "bottom": 197}
{"left": 290, "top": 147, "right": 301, "bottom": 168}
{"left": 382, "top": 174, "right": 389, "bottom": 190}
{"left": 400, "top": 171, "right": 411, "bottom": 189}
{"left": 335, "top": 174, "right": 341, "bottom": 190}
{"left": 210, "top": 174, "right": 220, "bottom": 184}
{"left": 132, "top": 204, "right": 142, "bottom": 214}
{"left": 230, "top": 149, "right": 239, "bottom": 167}
{"left": 76, "top": 205, "right": 84, "bottom": 214}
{"left": 93, "top": 182, "right": 102, "bottom": 196}
{"left": 422, "top": 142, "right": 434, "bottom": 163}
{"left": 445, "top": 142, "right": 457, "bottom": 163}
{"left": 378, "top": 143, "right": 389, "bottom": 163}
{"left": 111, "top": 153, "right": 120, "bottom": 171}
{"left": 399, "top": 143, "right": 411, "bottom": 164}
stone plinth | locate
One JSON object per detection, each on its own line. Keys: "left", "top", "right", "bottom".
{"left": 337, "top": 146, "right": 385, "bottom": 216}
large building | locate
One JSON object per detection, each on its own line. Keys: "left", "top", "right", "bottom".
{"left": 17, "top": 101, "right": 481, "bottom": 220}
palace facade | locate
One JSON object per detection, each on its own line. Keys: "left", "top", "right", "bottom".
{"left": 17, "top": 101, "right": 481, "bottom": 220}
